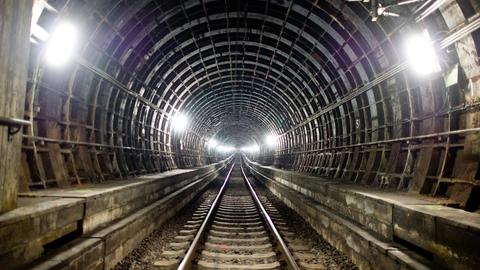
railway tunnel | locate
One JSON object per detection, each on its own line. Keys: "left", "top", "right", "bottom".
{"left": 1, "top": 0, "right": 480, "bottom": 269}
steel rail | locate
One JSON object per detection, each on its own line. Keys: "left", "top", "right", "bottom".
{"left": 177, "top": 161, "right": 235, "bottom": 270}
{"left": 240, "top": 162, "right": 301, "bottom": 270}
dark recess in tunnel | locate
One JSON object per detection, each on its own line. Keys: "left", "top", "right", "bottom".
{"left": 18, "top": 0, "right": 480, "bottom": 213}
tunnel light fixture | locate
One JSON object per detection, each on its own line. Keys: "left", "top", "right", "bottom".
{"left": 241, "top": 144, "right": 260, "bottom": 153}
{"left": 265, "top": 134, "right": 277, "bottom": 148}
{"left": 207, "top": 138, "right": 218, "bottom": 148}
{"left": 172, "top": 113, "right": 188, "bottom": 132}
{"left": 405, "top": 30, "right": 440, "bottom": 76}
{"left": 44, "top": 22, "right": 77, "bottom": 67}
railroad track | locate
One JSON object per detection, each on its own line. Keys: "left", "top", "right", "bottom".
{"left": 154, "top": 161, "right": 325, "bottom": 270}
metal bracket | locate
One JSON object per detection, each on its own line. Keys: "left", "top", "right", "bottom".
{"left": 0, "top": 117, "right": 30, "bottom": 141}
{"left": 8, "top": 125, "right": 22, "bottom": 141}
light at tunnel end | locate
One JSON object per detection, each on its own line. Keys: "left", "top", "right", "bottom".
{"left": 241, "top": 144, "right": 260, "bottom": 153}
{"left": 216, "top": 145, "right": 236, "bottom": 153}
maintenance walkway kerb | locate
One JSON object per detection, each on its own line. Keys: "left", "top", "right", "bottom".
{"left": 245, "top": 159, "right": 480, "bottom": 270}
{"left": 0, "top": 159, "right": 230, "bottom": 269}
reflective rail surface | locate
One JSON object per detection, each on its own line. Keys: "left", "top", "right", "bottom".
{"left": 241, "top": 163, "right": 301, "bottom": 270}
{"left": 176, "top": 160, "right": 300, "bottom": 270}
{"left": 177, "top": 161, "right": 235, "bottom": 270}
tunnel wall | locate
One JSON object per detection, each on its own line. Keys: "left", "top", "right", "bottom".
{"left": 0, "top": 159, "right": 230, "bottom": 269}
{"left": 254, "top": 0, "right": 480, "bottom": 212}
{"left": 22, "top": 1, "right": 222, "bottom": 191}
{"left": 0, "top": 0, "right": 32, "bottom": 213}
{"left": 20, "top": 0, "right": 480, "bottom": 214}
{"left": 246, "top": 158, "right": 480, "bottom": 270}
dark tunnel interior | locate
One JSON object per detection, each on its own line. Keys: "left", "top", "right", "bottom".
{"left": 1, "top": 0, "right": 480, "bottom": 269}
{"left": 22, "top": 0, "right": 480, "bottom": 210}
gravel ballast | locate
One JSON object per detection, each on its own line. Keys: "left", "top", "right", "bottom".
{"left": 113, "top": 178, "right": 222, "bottom": 270}
{"left": 255, "top": 182, "right": 358, "bottom": 269}
{"left": 114, "top": 170, "right": 357, "bottom": 270}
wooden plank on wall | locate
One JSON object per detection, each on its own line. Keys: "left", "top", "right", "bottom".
{"left": 0, "top": 0, "right": 32, "bottom": 213}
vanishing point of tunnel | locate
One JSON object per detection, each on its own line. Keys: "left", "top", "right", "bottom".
{"left": 1, "top": 0, "right": 480, "bottom": 269}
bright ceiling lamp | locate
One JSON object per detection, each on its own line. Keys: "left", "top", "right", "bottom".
{"left": 44, "top": 22, "right": 77, "bottom": 67}
{"left": 172, "top": 113, "right": 188, "bottom": 132}
{"left": 405, "top": 30, "right": 440, "bottom": 76}
{"left": 241, "top": 144, "right": 260, "bottom": 153}
{"left": 207, "top": 138, "right": 218, "bottom": 148}
{"left": 265, "top": 134, "right": 277, "bottom": 148}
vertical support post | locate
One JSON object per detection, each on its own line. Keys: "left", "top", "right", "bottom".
{"left": 0, "top": 0, "right": 32, "bottom": 213}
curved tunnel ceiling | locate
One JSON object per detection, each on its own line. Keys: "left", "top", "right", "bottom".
{"left": 37, "top": 0, "right": 402, "bottom": 145}
{"left": 26, "top": 0, "right": 480, "bottom": 209}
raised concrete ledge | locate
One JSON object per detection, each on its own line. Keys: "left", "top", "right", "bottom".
{"left": 249, "top": 166, "right": 432, "bottom": 270}
{"left": 30, "top": 238, "right": 104, "bottom": 270}
{"left": 0, "top": 159, "right": 229, "bottom": 269}
{"left": 0, "top": 197, "right": 84, "bottom": 268}
{"left": 0, "top": 197, "right": 84, "bottom": 227}
{"left": 19, "top": 162, "right": 225, "bottom": 233}
{"left": 246, "top": 161, "right": 480, "bottom": 270}
{"left": 29, "top": 163, "right": 221, "bottom": 270}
